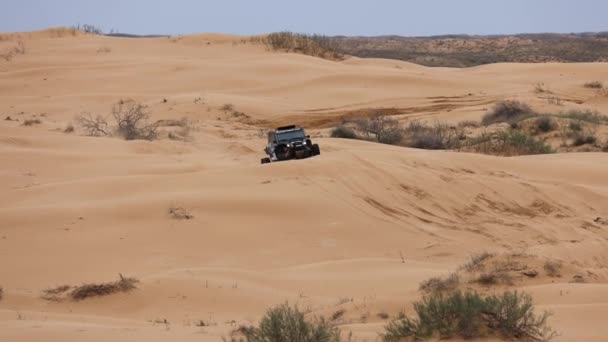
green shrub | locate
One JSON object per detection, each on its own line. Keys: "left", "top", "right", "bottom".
{"left": 535, "top": 116, "right": 556, "bottom": 133}
{"left": 234, "top": 303, "right": 341, "bottom": 342}
{"left": 383, "top": 291, "right": 555, "bottom": 342}
{"left": 482, "top": 101, "right": 534, "bottom": 125}
{"left": 330, "top": 125, "right": 357, "bottom": 139}
{"left": 560, "top": 110, "right": 608, "bottom": 124}
{"left": 568, "top": 121, "right": 583, "bottom": 132}
{"left": 573, "top": 134, "right": 597, "bottom": 146}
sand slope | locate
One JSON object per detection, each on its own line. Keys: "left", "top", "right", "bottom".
{"left": 1, "top": 29, "right": 608, "bottom": 341}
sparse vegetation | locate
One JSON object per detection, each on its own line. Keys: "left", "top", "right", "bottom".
{"left": 70, "top": 274, "right": 138, "bottom": 301}
{"left": 419, "top": 273, "right": 460, "bottom": 293}
{"left": 462, "top": 252, "right": 495, "bottom": 272}
{"left": 535, "top": 116, "right": 557, "bottom": 133}
{"left": 262, "top": 32, "right": 343, "bottom": 60}
{"left": 330, "top": 125, "right": 357, "bottom": 139}
{"left": 0, "top": 39, "right": 26, "bottom": 61}
{"left": 112, "top": 100, "right": 158, "bottom": 140}
{"left": 230, "top": 303, "right": 341, "bottom": 342}
{"left": 467, "top": 130, "right": 554, "bottom": 156}
{"left": 354, "top": 115, "right": 403, "bottom": 145}
{"left": 0, "top": 286, "right": 3, "bottom": 301}
{"left": 383, "top": 291, "right": 555, "bottom": 342}
{"left": 482, "top": 100, "right": 534, "bottom": 126}
{"left": 402, "top": 121, "right": 462, "bottom": 150}
{"left": 169, "top": 207, "right": 194, "bottom": 220}
{"left": 63, "top": 123, "right": 75, "bottom": 133}
{"left": 41, "top": 275, "right": 138, "bottom": 302}
{"left": 544, "top": 260, "right": 562, "bottom": 277}
{"left": 559, "top": 110, "right": 608, "bottom": 124}
{"left": 22, "top": 119, "right": 41, "bottom": 126}
{"left": 584, "top": 81, "right": 603, "bottom": 89}
{"left": 474, "top": 272, "right": 513, "bottom": 286}
{"left": 75, "top": 113, "right": 110, "bottom": 136}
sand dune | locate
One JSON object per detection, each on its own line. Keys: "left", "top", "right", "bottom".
{"left": 1, "top": 29, "right": 608, "bottom": 341}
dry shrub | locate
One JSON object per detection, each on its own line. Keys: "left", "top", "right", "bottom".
{"left": 22, "top": 119, "right": 41, "bottom": 126}
{"left": 462, "top": 252, "right": 495, "bottom": 272}
{"left": 543, "top": 260, "right": 562, "bottom": 277}
{"left": 0, "top": 39, "right": 26, "bottom": 61}
{"left": 70, "top": 274, "right": 138, "bottom": 301}
{"left": 112, "top": 100, "right": 158, "bottom": 140}
{"left": 330, "top": 309, "right": 345, "bottom": 321}
{"left": 535, "top": 116, "right": 557, "bottom": 133}
{"left": 263, "top": 32, "right": 343, "bottom": 60}
{"left": 474, "top": 272, "right": 513, "bottom": 286}
{"left": 419, "top": 273, "right": 460, "bottom": 293}
{"left": 355, "top": 114, "right": 403, "bottom": 144}
{"left": 584, "top": 81, "right": 603, "bottom": 89}
{"left": 63, "top": 123, "right": 75, "bottom": 133}
{"left": 0, "top": 286, "right": 3, "bottom": 301}
{"left": 330, "top": 125, "right": 358, "bottom": 139}
{"left": 169, "top": 207, "right": 194, "bottom": 220}
{"left": 559, "top": 110, "right": 608, "bottom": 124}
{"left": 41, "top": 285, "right": 72, "bottom": 301}
{"left": 482, "top": 100, "right": 534, "bottom": 125}
{"left": 75, "top": 113, "right": 111, "bottom": 136}
{"left": 402, "top": 121, "right": 463, "bottom": 150}
{"left": 466, "top": 130, "right": 554, "bottom": 156}
{"left": 458, "top": 120, "right": 481, "bottom": 128}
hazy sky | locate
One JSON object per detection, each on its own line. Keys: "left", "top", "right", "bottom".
{"left": 2, "top": 0, "right": 607, "bottom": 36}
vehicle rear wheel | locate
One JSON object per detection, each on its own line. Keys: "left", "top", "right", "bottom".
{"left": 261, "top": 157, "right": 271, "bottom": 164}
{"left": 312, "top": 144, "right": 320, "bottom": 156}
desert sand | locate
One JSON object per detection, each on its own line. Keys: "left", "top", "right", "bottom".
{"left": 1, "top": 29, "right": 608, "bottom": 341}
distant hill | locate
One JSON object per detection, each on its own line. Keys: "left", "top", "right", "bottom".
{"left": 331, "top": 33, "right": 608, "bottom": 67}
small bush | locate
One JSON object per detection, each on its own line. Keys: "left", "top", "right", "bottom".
{"left": 63, "top": 123, "right": 75, "bottom": 133}
{"left": 573, "top": 134, "right": 597, "bottom": 146}
{"left": 568, "top": 121, "right": 583, "bottom": 132}
{"left": 355, "top": 115, "right": 403, "bottom": 145}
{"left": 535, "top": 116, "right": 556, "bottom": 133}
{"left": 169, "top": 207, "right": 194, "bottom": 220}
{"left": 584, "top": 81, "right": 603, "bottom": 89}
{"left": 330, "top": 125, "right": 357, "bottom": 139}
{"left": 112, "top": 100, "right": 158, "bottom": 140}
{"left": 560, "top": 110, "right": 608, "bottom": 124}
{"left": 75, "top": 113, "right": 110, "bottom": 136}
{"left": 263, "top": 32, "right": 343, "bottom": 60}
{"left": 482, "top": 101, "right": 534, "bottom": 126}
{"left": 458, "top": 120, "right": 481, "bottom": 128}
{"left": 383, "top": 291, "right": 555, "bottom": 342}
{"left": 468, "top": 130, "right": 554, "bottom": 156}
{"left": 462, "top": 252, "right": 495, "bottom": 272}
{"left": 419, "top": 273, "right": 460, "bottom": 293}
{"left": 402, "top": 121, "right": 462, "bottom": 150}
{"left": 234, "top": 303, "right": 341, "bottom": 342}
{"left": 22, "top": 119, "right": 41, "bottom": 126}
{"left": 544, "top": 261, "right": 562, "bottom": 277}
{"left": 70, "top": 274, "right": 138, "bottom": 301}
{"left": 474, "top": 272, "right": 513, "bottom": 286}
{"left": 41, "top": 285, "right": 72, "bottom": 301}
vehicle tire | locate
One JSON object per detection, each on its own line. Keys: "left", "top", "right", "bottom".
{"left": 261, "top": 157, "right": 271, "bottom": 164}
{"left": 312, "top": 144, "right": 320, "bottom": 156}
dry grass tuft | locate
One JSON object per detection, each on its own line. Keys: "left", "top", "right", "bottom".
{"left": 169, "top": 207, "right": 194, "bottom": 220}
{"left": 22, "top": 119, "right": 42, "bottom": 126}
{"left": 41, "top": 285, "right": 72, "bottom": 301}
{"left": 461, "top": 252, "right": 495, "bottom": 272}
{"left": 0, "top": 286, "right": 3, "bottom": 301}
{"left": 544, "top": 260, "right": 562, "bottom": 277}
{"left": 419, "top": 273, "right": 460, "bottom": 293}
{"left": 584, "top": 81, "right": 604, "bottom": 89}
{"left": 70, "top": 274, "right": 138, "bottom": 301}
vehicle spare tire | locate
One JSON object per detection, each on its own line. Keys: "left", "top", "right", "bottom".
{"left": 312, "top": 144, "right": 320, "bottom": 156}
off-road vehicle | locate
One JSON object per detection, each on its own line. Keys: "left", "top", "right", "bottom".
{"left": 261, "top": 125, "right": 320, "bottom": 164}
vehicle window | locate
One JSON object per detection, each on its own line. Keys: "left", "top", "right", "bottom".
{"left": 276, "top": 130, "right": 305, "bottom": 142}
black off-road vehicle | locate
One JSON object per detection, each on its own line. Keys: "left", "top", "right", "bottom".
{"left": 261, "top": 125, "right": 320, "bottom": 164}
